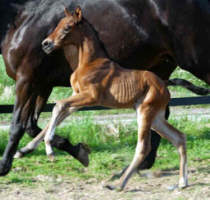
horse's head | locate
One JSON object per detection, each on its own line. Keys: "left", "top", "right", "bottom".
{"left": 42, "top": 7, "right": 82, "bottom": 54}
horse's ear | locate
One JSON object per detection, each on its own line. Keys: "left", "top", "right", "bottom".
{"left": 74, "top": 6, "right": 82, "bottom": 22}
{"left": 64, "top": 7, "right": 71, "bottom": 17}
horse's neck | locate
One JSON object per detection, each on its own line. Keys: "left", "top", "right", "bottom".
{"left": 77, "top": 22, "right": 107, "bottom": 69}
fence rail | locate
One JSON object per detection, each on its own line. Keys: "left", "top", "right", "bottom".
{"left": 0, "top": 96, "right": 210, "bottom": 114}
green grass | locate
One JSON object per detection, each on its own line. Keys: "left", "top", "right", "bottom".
{"left": 0, "top": 117, "right": 209, "bottom": 185}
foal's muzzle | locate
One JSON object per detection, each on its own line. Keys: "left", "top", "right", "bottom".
{"left": 42, "top": 39, "right": 55, "bottom": 54}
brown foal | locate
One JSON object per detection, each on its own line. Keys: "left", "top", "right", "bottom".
{"left": 31, "top": 7, "right": 188, "bottom": 190}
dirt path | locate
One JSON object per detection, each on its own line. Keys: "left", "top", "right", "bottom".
{"left": 0, "top": 162, "right": 209, "bottom": 200}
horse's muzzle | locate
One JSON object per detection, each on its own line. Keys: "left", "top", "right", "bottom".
{"left": 42, "top": 39, "right": 55, "bottom": 54}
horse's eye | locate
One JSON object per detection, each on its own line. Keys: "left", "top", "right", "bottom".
{"left": 64, "top": 25, "right": 71, "bottom": 33}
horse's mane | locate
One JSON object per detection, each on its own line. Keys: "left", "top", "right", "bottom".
{"left": 23, "top": 0, "right": 79, "bottom": 15}
{"left": 0, "top": 0, "right": 80, "bottom": 45}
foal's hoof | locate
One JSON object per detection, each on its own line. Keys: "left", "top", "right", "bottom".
{"left": 14, "top": 151, "right": 23, "bottom": 159}
{"left": 179, "top": 182, "right": 188, "bottom": 189}
{"left": 104, "top": 184, "right": 123, "bottom": 192}
{"left": 167, "top": 180, "right": 188, "bottom": 191}
{"left": 76, "top": 143, "right": 91, "bottom": 167}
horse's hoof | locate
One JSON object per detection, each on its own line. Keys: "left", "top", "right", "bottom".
{"left": 0, "top": 160, "right": 11, "bottom": 176}
{"left": 104, "top": 184, "right": 116, "bottom": 190}
{"left": 76, "top": 143, "right": 91, "bottom": 167}
{"left": 104, "top": 184, "right": 123, "bottom": 192}
{"left": 14, "top": 151, "right": 23, "bottom": 159}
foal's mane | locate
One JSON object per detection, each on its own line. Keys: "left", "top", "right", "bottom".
{"left": 78, "top": 18, "right": 110, "bottom": 58}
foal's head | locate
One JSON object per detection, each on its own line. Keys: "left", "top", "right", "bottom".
{"left": 42, "top": 7, "right": 82, "bottom": 54}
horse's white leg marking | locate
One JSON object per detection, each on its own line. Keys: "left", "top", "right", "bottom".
{"left": 151, "top": 111, "right": 188, "bottom": 188}
{"left": 44, "top": 103, "right": 78, "bottom": 157}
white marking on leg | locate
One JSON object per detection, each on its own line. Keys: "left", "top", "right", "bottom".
{"left": 44, "top": 103, "right": 63, "bottom": 156}
{"left": 151, "top": 110, "right": 188, "bottom": 188}
{"left": 44, "top": 104, "right": 79, "bottom": 156}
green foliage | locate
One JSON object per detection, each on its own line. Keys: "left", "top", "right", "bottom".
{"left": 0, "top": 56, "right": 14, "bottom": 86}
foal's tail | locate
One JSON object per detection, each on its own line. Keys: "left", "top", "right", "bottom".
{"left": 166, "top": 78, "right": 210, "bottom": 95}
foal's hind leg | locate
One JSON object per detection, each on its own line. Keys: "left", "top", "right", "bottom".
{"left": 151, "top": 111, "right": 188, "bottom": 188}
{"left": 114, "top": 104, "right": 155, "bottom": 190}
{"left": 110, "top": 106, "right": 169, "bottom": 181}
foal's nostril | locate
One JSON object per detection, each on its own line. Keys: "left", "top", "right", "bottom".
{"left": 42, "top": 40, "right": 50, "bottom": 47}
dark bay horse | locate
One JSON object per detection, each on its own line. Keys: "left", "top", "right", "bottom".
{"left": 1, "top": 0, "right": 210, "bottom": 176}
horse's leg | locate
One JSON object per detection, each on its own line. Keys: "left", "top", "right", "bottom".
{"left": 151, "top": 111, "right": 188, "bottom": 188}
{"left": 15, "top": 88, "right": 90, "bottom": 166}
{"left": 0, "top": 76, "right": 35, "bottom": 175}
{"left": 44, "top": 91, "right": 98, "bottom": 160}
{"left": 110, "top": 105, "right": 169, "bottom": 180}
{"left": 116, "top": 104, "right": 154, "bottom": 190}
{"left": 111, "top": 59, "right": 175, "bottom": 180}
{"left": 137, "top": 106, "right": 170, "bottom": 169}
{"left": 136, "top": 57, "right": 174, "bottom": 170}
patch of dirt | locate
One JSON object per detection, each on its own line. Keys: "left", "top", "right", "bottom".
{"left": 0, "top": 164, "right": 209, "bottom": 200}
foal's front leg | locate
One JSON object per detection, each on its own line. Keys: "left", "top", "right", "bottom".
{"left": 44, "top": 92, "right": 98, "bottom": 160}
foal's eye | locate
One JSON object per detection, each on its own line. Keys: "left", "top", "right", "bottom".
{"left": 64, "top": 25, "right": 71, "bottom": 33}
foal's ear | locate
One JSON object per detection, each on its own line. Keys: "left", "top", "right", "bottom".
{"left": 74, "top": 6, "right": 82, "bottom": 22}
{"left": 64, "top": 7, "right": 72, "bottom": 17}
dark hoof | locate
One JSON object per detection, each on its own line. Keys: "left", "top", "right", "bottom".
{"left": 104, "top": 184, "right": 123, "bottom": 192}
{"left": 0, "top": 160, "right": 11, "bottom": 176}
{"left": 104, "top": 184, "right": 116, "bottom": 190}
{"left": 76, "top": 143, "right": 91, "bottom": 167}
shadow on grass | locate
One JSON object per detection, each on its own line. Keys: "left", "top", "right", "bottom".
{"left": 3, "top": 177, "right": 36, "bottom": 185}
